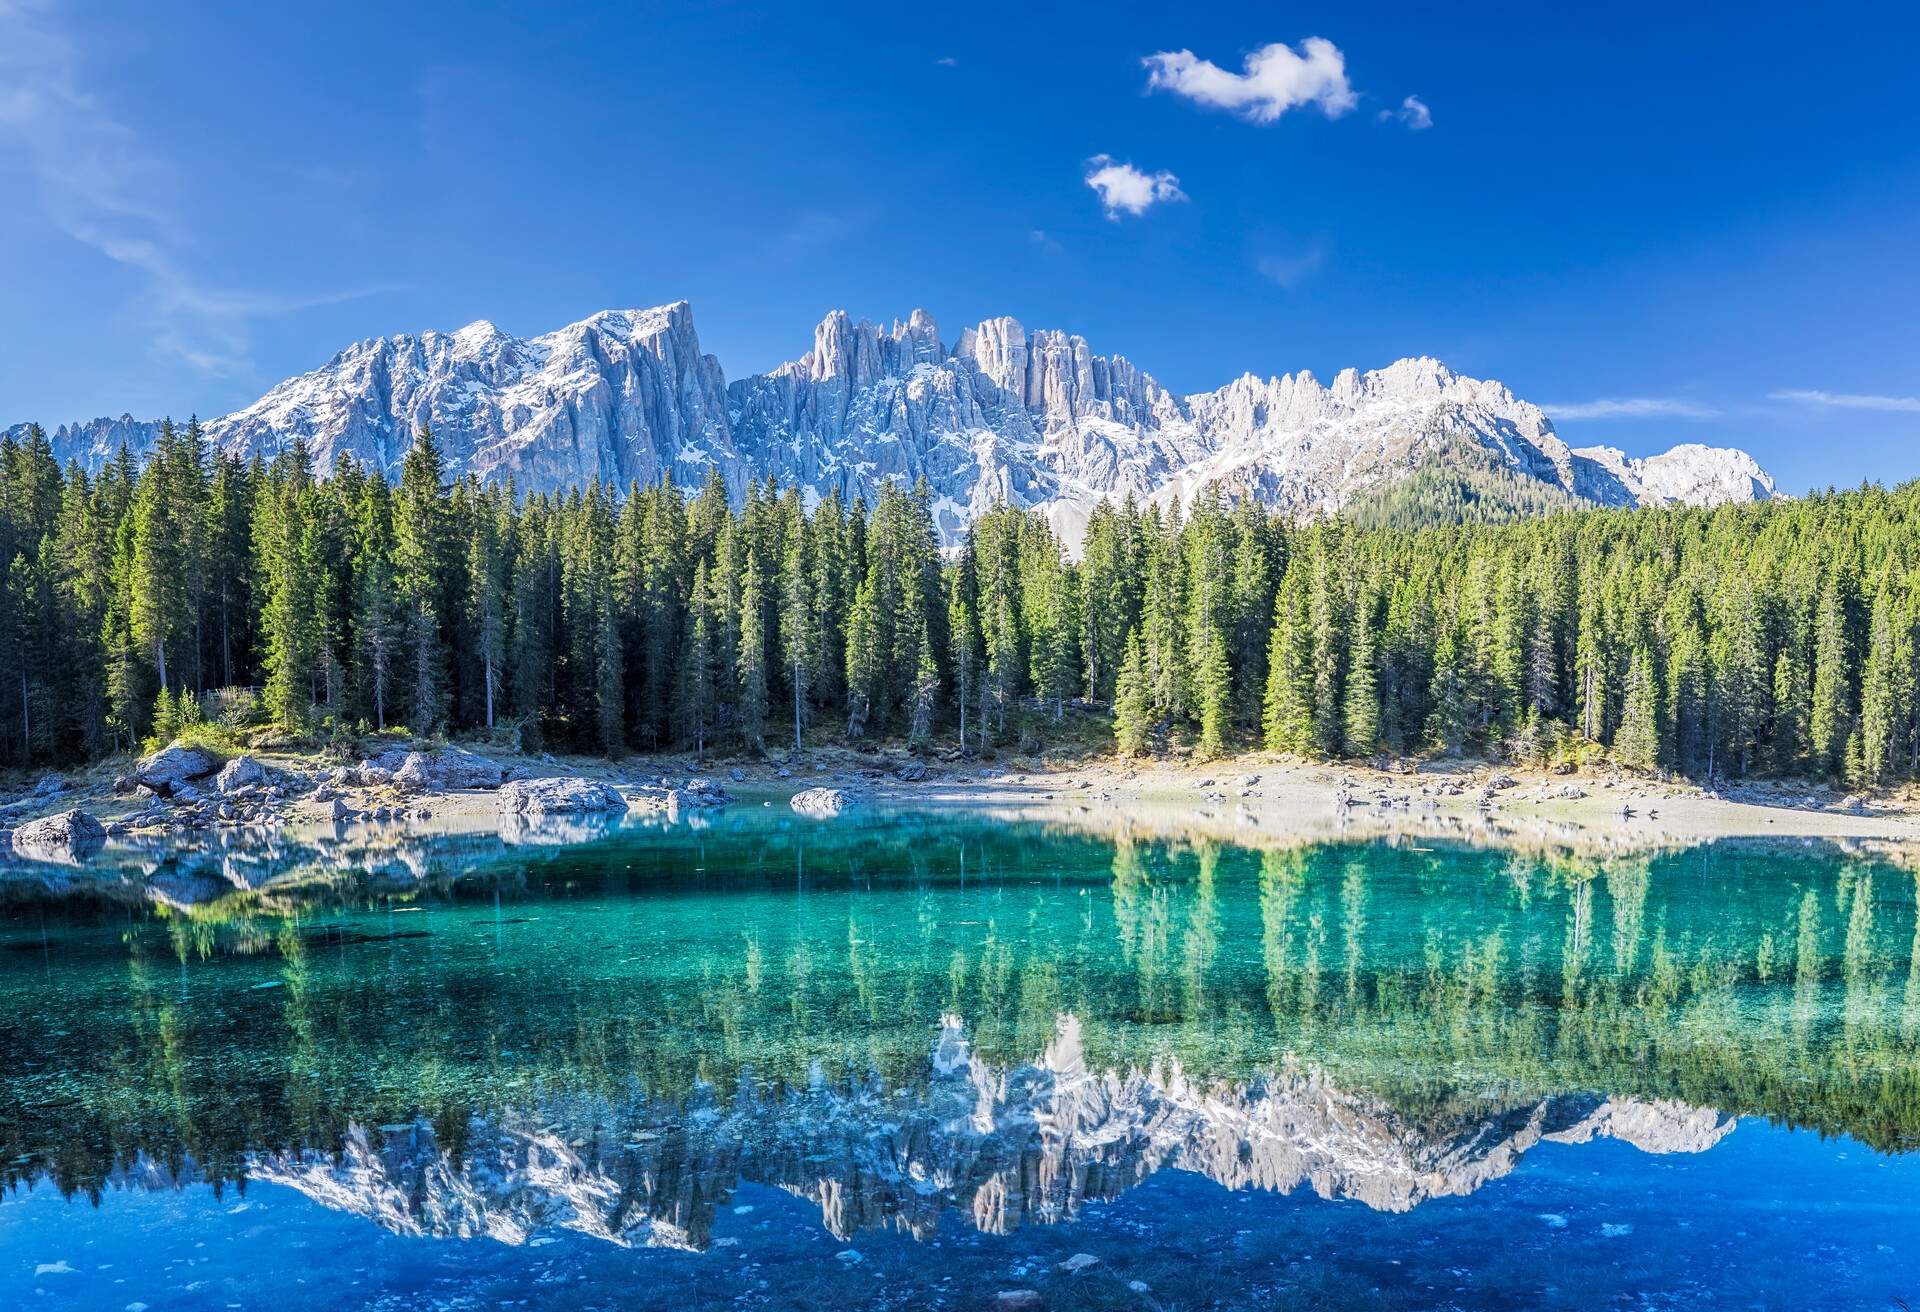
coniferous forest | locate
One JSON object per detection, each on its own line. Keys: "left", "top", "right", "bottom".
{"left": 1, "top": 418, "right": 1917, "bottom": 785}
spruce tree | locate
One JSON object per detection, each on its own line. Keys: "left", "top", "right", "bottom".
{"left": 1113, "top": 630, "right": 1153, "bottom": 757}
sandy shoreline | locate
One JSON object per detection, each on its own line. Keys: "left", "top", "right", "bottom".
{"left": 8, "top": 744, "right": 1920, "bottom": 863}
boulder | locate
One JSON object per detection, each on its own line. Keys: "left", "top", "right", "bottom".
{"left": 498, "top": 777, "right": 628, "bottom": 816}
{"left": 791, "top": 787, "right": 854, "bottom": 818}
{"left": 216, "top": 756, "right": 269, "bottom": 794}
{"left": 380, "top": 746, "right": 509, "bottom": 792}
{"left": 32, "top": 773, "right": 67, "bottom": 798}
{"left": 10, "top": 809, "right": 107, "bottom": 861}
{"left": 893, "top": 762, "right": 926, "bottom": 782}
{"left": 729, "top": 767, "right": 746, "bottom": 782}
{"left": 135, "top": 741, "right": 223, "bottom": 796}
{"left": 393, "top": 752, "right": 436, "bottom": 792}
{"left": 995, "top": 1293, "right": 1045, "bottom": 1312}
{"left": 680, "top": 778, "right": 733, "bottom": 806}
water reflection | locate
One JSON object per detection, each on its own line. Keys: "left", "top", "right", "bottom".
{"left": 63, "top": 1015, "right": 1734, "bottom": 1251}
{"left": 2, "top": 810, "right": 1917, "bottom": 1252}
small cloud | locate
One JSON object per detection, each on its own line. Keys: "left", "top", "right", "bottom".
{"left": 1029, "top": 228, "right": 1062, "bottom": 253}
{"left": 1143, "top": 38, "right": 1356, "bottom": 123}
{"left": 1543, "top": 397, "right": 1722, "bottom": 421}
{"left": 1084, "top": 155, "right": 1186, "bottom": 219}
{"left": 1256, "top": 249, "right": 1325, "bottom": 288}
{"left": 935, "top": 56, "right": 958, "bottom": 67}
{"left": 1377, "top": 94, "right": 1431, "bottom": 129}
{"left": 1770, "top": 388, "right": 1920, "bottom": 413}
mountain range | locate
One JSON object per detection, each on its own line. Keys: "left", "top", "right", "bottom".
{"left": 95, "top": 1015, "right": 1732, "bottom": 1250}
{"left": 7, "top": 302, "right": 1775, "bottom": 546}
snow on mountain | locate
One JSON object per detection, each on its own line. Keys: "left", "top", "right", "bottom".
{"left": 7, "top": 303, "right": 1774, "bottom": 546}
{"left": 96, "top": 1014, "right": 1734, "bottom": 1249}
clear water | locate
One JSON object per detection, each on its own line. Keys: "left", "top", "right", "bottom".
{"left": 2, "top": 810, "right": 1917, "bottom": 1308}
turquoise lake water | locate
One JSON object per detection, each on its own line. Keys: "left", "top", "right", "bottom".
{"left": 2, "top": 809, "right": 1917, "bottom": 1308}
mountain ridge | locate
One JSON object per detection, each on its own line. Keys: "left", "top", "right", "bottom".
{"left": 6, "top": 301, "right": 1775, "bottom": 546}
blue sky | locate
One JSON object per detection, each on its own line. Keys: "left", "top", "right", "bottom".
{"left": 1, "top": 0, "right": 1916, "bottom": 494}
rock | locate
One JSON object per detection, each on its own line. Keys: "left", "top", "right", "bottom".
{"left": 774, "top": 767, "right": 791, "bottom": 779}
{"left": 1841, "top": 794, "right": 1864, "bottom": 812}
{"left": 378, "top": 745, "right": 509, "bottom": 792}
{"left": 1487, "top": 773, "right": 1518, "bottom": 790}
{"left": 9, "top": 809, "right": 107, "bottom": 861}
{"left": 675, "top": 779, "right": 734, "bottom": 808}
{"left": 31, "top": 773, "right": 67, "bottom": 797}
{"left": 791, "top": 787, "right": 854, "bottom": 818}
{"left": 995, "top": 1292, "right": 1045, "bottom": 1311}
{"left": 216, "top": 756, "right": 269, "bottom": 794}
{"left": 1128, "top": 1280, "right": 1151, "bottom": 1294}
{"left": 170, "top": 782, "right": 205, "bottom": 805}
{"left": 1550, "top": 761, "right": 1576, "bottom": 775}
{"left": 498, "top": 777, "right": 628, "bottom": 816}
{"left": 893, "top": 762, "right": 926, "bottom": 782}
{"left": 729, "top": 767, "right": 746, "bottom": 782}
{"left": 312, "top": 784, "right": 336, "bottom": 802}
{"left": 330, "top": 796, "right": 353, "bottom": 823}
{"left": 1057, "top": 1253, "right": 1100, "bottom": 1274}
{"left": 394, "top": 752, "right": 436, "bottom": 792}
{"left": 135, "top": 741, "right": 223, "bottom": 796}
{"left": 355, "top": 762, "right": 395, "bottom": 787}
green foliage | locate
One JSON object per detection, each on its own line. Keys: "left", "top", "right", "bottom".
{"left": 4, "top": 422, "right": 1920, "bottom": 786}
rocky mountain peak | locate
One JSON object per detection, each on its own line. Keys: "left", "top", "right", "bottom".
{"left": 9, "top": 300, "right": 1777, "bottom": 547}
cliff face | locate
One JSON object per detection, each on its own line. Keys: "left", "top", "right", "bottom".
{"left": 10, "top": 303, "right": 1775, "bottom": 548}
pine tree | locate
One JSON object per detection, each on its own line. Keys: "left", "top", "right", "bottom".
{"left": 1860, "top": 585, "right": 1915, "bottom": 782}
{"left": 1342, "top": 591, "right": 1380, "bottom": 758}
{"left": 1809, "top": 569, "right": 1852, "bottom": 776}
{"left": 737, "top": 555, "right": 769, "bottom": 750}
{"left": 778, "top": 521, "right": 815, "bottom": 755}
{"left": 1614, "top": 646, "right": 1661, "bottom": 771}
{"left": 1262, "top": 565, "right": 1314, "bottom": 753}
{"left": 845, "top": 576, "right": 883, "bottom": 740}
{"left": 394, "top": 426, "right": 453, "bottom": 731}
{"left": 1113, "top": 630, "right": 1153, "bottom": 757}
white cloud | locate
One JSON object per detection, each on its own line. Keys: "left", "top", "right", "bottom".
{"left": 1256, "top": 249, "right": 1325, "bottom": 288}
{"left": 1543, "top": 397, "right": 1722, "bottom": 420}
{"left": 1143, "top": 38, "right": 1356, "bottom": 123}
{"left": 1379, "top": 95, "right": 1432, "bottom": 129}
{"left": 935, "top": 56, "right": 958, "bottom": 67}
{"left": 1770, "top": 388, "right": 1920, "bottom": 413}
{"left": 0, "top": 0, "right": 398, "bottom": 379}
{"left": 1084, "top": 155, "right": 1187, "bottom": 219}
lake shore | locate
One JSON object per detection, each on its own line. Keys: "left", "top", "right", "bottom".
{"left": 8, "top": 741, "right": 1920, "bottom": 862}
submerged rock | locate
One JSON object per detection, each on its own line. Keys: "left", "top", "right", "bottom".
{"left": 10, "top": 809, "right": 108, "bottom": 862}
{"left": 498, "top": 777, "right": 628, "bottom": 816}
{"left": 791, "top": 787, "right": 854, "bottom": 818}
{"left": 135, "top": 741, "right": 223, "bottom": 796}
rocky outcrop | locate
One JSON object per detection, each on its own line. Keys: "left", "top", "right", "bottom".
{"left": 14, "top": 304, "right": 1776, "bottom": 552}
{"left": 375, "top": 746, "right": 509, "bottom": 792}
{"left": 790, "top": 787, "right": 854, "bottom": 817}
{"left": 497, "top": 777, "right": 627, "bottom": 816}
{"left": 134, "top": 742, "right": 223, "bottom": 796}
{"left": 215, "top": 756, "right": 270, "bottom": 794}
{"left": 7, "top": 809, "right": 107, "bottom": 863}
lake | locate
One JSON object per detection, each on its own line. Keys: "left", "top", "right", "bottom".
{"left": 2, "top": 808, "right": 1917, "bottom": 1308}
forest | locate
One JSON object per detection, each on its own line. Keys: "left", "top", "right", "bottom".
{"left": 0, "top": 419, "right": 1917, "bottom": 785}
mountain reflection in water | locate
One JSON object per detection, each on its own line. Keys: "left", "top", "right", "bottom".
{"left": 1, "top": 808, "right": 1916, "bottom": 1261}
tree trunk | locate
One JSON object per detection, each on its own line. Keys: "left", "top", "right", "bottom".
{"left": 155, "top": 637, "right": 168, "bottom": 694}
{"left": 485, "top": 653, "right": 495, "bottom": 729}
